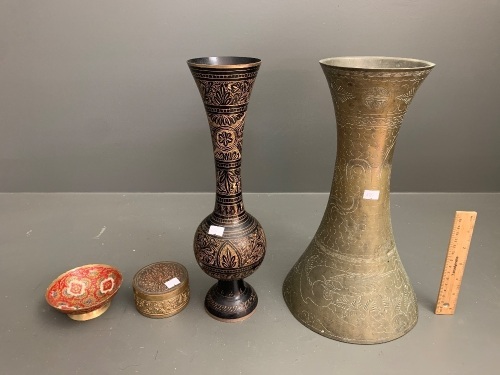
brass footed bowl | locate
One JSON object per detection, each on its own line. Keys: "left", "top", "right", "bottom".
{"left": 45, "top": 264, "right": 123, "bottom": 321}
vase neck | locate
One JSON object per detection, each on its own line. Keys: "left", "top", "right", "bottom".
{"left": 188, "top": 62, "right": 260, "bottom": 226}
{"left": 212, "top": 158, "right": 247, "bottom": 224}
{"left": 315, "top": 65, "right": 434, "bottom": 258}
{"left": 206, "top": 107, "right": 249, "bottom": 225}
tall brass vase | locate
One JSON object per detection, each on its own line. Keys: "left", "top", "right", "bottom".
{"left": 283, "top": 57, "right": 435, "bottom": 343}
{"left": 188, "top": 57, "right": 266, "bottom": 322}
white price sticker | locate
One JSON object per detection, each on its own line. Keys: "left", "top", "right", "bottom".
{"left": 164, "top": 277, "right": 181, "bottom": 289}
{"left": 208, "top": 225, "right": 225, "bottom": 237}
{"left": 363, "top": 190, "right": 380, "bottom": 200}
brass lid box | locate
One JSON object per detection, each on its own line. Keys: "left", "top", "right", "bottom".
{"left": 133, "top": 261, "right": 190, "bottom": 319}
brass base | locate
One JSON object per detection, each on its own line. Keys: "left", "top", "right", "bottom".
{"left": 283, "top": 291, "right": 418, "bottom": 344}
{"left": 67, "top": 302, "right": 110, "bottom": 321}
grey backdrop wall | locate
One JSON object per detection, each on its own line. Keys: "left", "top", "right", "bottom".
{"left": 1, "top": 1, "right": 499, "bottom": 192}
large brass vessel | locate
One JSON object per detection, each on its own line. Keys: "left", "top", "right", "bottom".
{"left": 283, "top": 57, "right": 435, "bottom": 344}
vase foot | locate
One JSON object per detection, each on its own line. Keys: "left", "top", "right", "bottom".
{"left": 204, "top": 280, "right": 258, "bottom": 322}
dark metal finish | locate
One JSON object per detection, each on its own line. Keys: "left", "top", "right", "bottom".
{"left": 188, "top": 56, "right": 266, "bottom": 322}
{"left": 205, "top": 280, "right": 258, "bottom": 322}
{"left": 283, "top": 56, "right": 435, "bottom": 344}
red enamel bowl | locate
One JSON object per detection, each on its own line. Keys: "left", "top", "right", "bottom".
{"left": 45, "top": 264, "right": 123, "bottom": 321}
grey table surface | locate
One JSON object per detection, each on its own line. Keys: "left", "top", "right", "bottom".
{"left": 0, "top": 193, "right": 498, "bottom": 374}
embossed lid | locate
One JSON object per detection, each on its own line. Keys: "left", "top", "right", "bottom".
{"left": 132, "top": 261, "right": 189, "bottom": 301}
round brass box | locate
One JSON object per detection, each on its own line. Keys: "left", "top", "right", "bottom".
{"left": 133, "top": 261, "right": 190, "bottom": 319}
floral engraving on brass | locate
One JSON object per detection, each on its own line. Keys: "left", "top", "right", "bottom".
{"left": 363, "top": 86, "right": 390, "bottom": 109}
{"left": 331, "top": 81, "right": 355, "bottom": 104}
{"left": 134, "top": 262, "right": 186, "bottom": 293}
{"left": 283, "top": 57, "right": 435, "bottom": 344}
{"left": 188, "top": 57, "right": 266, "bottom": 322}
{"left": 132, "top": 261, "right": 190, "bottom": 319}
{"left": 195, "top": 80, "right": 256, "bottom": 106}
{"left": 134, "top": 290, "right": 190, "bottom": 318}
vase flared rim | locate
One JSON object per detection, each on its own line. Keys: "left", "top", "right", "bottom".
{"left": 187, "top": 56, "right": 261, "bottom": 69}
{"left": 319, "top": 56, "right": 435, "bottom": 71}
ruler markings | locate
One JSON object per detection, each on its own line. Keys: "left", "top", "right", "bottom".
{"left": 435, "top": 211, "right": 477, "bottom": 315}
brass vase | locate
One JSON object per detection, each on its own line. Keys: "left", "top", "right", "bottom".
{"left": 188, "top": 57, "right": 266, "bottom": 322}
{"left": 283, "top": 57, "right": 435, "bottom": 343}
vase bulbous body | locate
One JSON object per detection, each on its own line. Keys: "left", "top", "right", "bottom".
{"left": 283, "top": 56, "right": 435, "bottom": 343}
{"left": 188, "top": 57, "right": 266, "bottom": 322}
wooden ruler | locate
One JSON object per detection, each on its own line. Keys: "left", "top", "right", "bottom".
{"left": 435, "top": 211, "right": 477, "bottom": 315}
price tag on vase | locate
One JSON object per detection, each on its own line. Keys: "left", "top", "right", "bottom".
{"left": 363, "top": 190, "right": 380, "bottom": 200}
{"left": 208, "top": 225, "right": 225, "bottom": 237}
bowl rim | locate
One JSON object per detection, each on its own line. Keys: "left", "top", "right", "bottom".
{"left": 45, "top": 263, "right": 123, "bottom": 312}
{"left": 187, "top": 56, "right": 261, "bottom": 69}
{"left": 319, "top": 56, "right": 435, "bottom": 71}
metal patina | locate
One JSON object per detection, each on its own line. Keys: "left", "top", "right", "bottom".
{"left": 133, "top": 261, "right": 190, "bottom": 319}
{"left": 283, "top": 56, "right": 435, "bottom": 344}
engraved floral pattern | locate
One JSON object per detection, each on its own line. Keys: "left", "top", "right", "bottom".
{"left": 194, "top": 218, "right": 266, "bottom": 280}
{"left": 363, "top": 86, "right": 390, "bottom": 109}
{"left": 99, "top": 277, "right": 114, "bottom": 294}
{"left": 283, "top": 60, "right": 433, "bottom": 343}
{"left": 219, "top": 244, "right": 239, "bottom": 268}
{"left": 197, "top": 80, "right": 255, "bottom": 106}
{"left": 134, "top": 290, "right": 190, "bottom": 318}
{"left": 205, "top": 289, "right": 257, "bottom": 314}
{"left": 217, "top": 132, "right": 234, "bottom": 147}
{"left": 207, "top": 112, "right": 245, "bottom": 126}
{"left": 67, "top": 279, "right": 87, "bottom": 297}
{"left": 46, "top": 265, "right": 122, "bottom": 313}
{"left": 331, "top": 81, "right": 355, "bottom": 103}
{"left": 396, "top": 87, "right": 416, "bottom": 104}
{"left": 216, "top": 169, "right": 241, "bottom": 195}
{"left": 217, "top": 131, "right": 234, "bottom": 147}
{"left": 189, "top": 60, "right": 266, "bottom": 319}
{"left": 134, "top": 262, "right": 187, "bottom": 294}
